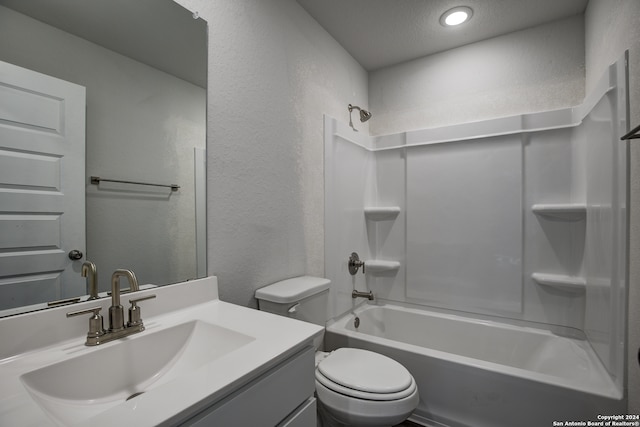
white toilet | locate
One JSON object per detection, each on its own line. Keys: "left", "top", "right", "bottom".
{"left": 255, "top": 276, "right": 419, "bottom": 427}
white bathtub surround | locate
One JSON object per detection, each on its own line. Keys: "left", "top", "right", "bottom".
{"left": 531, "top": 203, "right": 587, "bottom": 221}
{"left": 326, "top": 54, "right": 627, "bottom": 321}
{"left": 0, "top": 277, "right": 323, "bottom": 426}
{"left": 530, "top": 273, "right": 587, "bottom": 293}
{"left": 326, "top": 302, "right": 624, "bottom": 427}
{"left": 364, "top": 206, "right": 401, "bottom": 221}
{"left": 325, "top": 55, "right": 629, "bottom": 423}
{"left": 583, "top": 0, "right": 640, "bottom": 414}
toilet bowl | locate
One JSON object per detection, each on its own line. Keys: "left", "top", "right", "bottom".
{"left": 255, "top": 276, "right": 419, "bottom": 427}
{"left": 315, "top": 348, "right": 419, "bottom": 426}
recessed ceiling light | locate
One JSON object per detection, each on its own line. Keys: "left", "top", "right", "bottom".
{"left": 440, "top": 6, "right": 473, "bottom": 27}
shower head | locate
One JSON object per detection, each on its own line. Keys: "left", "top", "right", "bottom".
{"left": 359, "top": 108, "right": 372, "bottom": 122}
{"left": 348, "top": 104, "right": 372, "bottom": 122}
{"left": 348, "top": 104, "right": 372, "bottom": 132}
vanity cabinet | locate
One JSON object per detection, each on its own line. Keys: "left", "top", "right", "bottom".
{"left": 179, "top": 345, "right": 316, "bottom": 427}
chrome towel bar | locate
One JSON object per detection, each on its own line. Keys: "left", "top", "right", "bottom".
{"left": 621, "top": 123, "right": 640, "bottom": 140}
{"left": 90, "top": 176, "right": 180, "bottom": 191}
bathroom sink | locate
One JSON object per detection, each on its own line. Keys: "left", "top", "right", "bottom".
{"left": 20, "top": 320, "right": 255, "bottom": 426}
{"left": 0, "top": 277, "right": 323, "bottom": 426}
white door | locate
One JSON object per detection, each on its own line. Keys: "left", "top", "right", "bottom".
{"left": 0, "top": 60, "right": 86, "bottom": 310}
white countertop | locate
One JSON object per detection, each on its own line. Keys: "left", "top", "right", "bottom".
{"left": 0, "top": 277, "right": 323, "bottom": 426}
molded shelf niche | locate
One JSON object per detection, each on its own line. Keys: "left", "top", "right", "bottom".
{"left": 531, "top": 273, "right": 586, "bottom": 293}
{"left": 365, "top": 260, "right": 401, "bottom": 275}
{"left": 531, "top": 203, "right": 586, "bottom": 221}
{"left": 364, "top": 206, "right": 401, "bottom": 221}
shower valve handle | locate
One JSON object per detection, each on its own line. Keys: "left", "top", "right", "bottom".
{"left": 348, "top": 252, "right": 365, "bottom": 275}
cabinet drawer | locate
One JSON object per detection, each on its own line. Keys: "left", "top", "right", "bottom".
{"left": 278, "top": 397, "right": 316, "bottom": 427}
{"left": 183, "top": 346, "right": 315, "bottom": 426}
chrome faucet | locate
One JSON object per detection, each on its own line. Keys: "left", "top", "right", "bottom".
{"left": 109, "top": 269, "right": 139, "bottom": 332}
{"left": 67, "top": 269, "right": 155, "bottom": 346}
{"left": 81, "top": 261, "right": 99, "bottom": 300}
{"left": 352, "top": 290, "right": 374, "bottom": 300}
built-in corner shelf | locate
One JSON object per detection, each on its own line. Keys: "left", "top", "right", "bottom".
{"left": 531, "top": 204, "right": 586, "bottom": 221}
{"left": 364, "top": 206, "right": 401, "bottom": 221}
{"left": 365, "top": 260, "right": 401, "bottom": 274}
{"left": 531, "top": 273, "right": 586, "bottom": 293}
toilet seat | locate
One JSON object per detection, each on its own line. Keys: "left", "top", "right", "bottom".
{"left": 316, "top": 348, "right": 416, "bottom": 401}
{"left": 316, "top": 369, "right": 417, "bottom": 401}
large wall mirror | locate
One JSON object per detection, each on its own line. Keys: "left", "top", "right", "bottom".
{"left": 0, "top": 0, "right": 207, "bottom": 316}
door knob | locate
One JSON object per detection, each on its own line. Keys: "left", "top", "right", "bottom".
{"left": 68, "top": 249, "right": 83, "bottom": 260}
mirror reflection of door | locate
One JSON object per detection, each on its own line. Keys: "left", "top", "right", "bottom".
{"left": 0, "top": 60, "right": 86, "bottom": 310}
{"left": 0, "top": 0, "right": 207, "bottom": 316}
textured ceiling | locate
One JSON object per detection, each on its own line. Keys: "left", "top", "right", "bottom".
{"left": 0, "top": 0, "right": 207, "bottom": 87}
{"left": 2, "top": 0, "right": 589, "bottom": 82}
{"left": 296, "top": 0, "right": 589, "bottom": 71}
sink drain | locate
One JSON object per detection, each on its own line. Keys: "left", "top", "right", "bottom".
{"left": 126, "top": 391, "right": 145, "bottom": 401}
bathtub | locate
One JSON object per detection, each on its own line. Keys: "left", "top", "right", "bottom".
{"left": 325, "top": 302, "right": 625, "bottom": 427}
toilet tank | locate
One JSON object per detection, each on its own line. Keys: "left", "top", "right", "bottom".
{"left": 255, "top": 276, "right": 330, "bottom": 326}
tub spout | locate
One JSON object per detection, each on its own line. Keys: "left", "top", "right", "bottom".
{"left": 352, "top": 290, "right": 374, "bottom": 301}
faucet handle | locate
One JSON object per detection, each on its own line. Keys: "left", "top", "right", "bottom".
{"left": 129, "top": 294, "right": 156, "bottom": 304}
{"left": 66, "top": 306, "right": 105, "bottom": 345}
{"left": 348, "top": 252, "right": 366, "bottom": 275}
{"left": 127, "top": 294, "right": 156, "bottom": 328}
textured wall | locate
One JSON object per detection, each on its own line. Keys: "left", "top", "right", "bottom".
{"left": 368, "top": 15, "right": 585, "bottom": 136}
{"left": 585, "top": 0, "right": 640, "bottom": 414}
{"left": 176, "top": 0, "right": 368, "bottom": 307}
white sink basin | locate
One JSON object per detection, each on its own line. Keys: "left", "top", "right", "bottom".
{"left": 20, "top": 320, "right": 255, "bottom": 426}
{"left": 0, "top": 277, "right": 323, "bottom": 427}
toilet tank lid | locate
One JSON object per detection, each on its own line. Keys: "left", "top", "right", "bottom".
{"left": 255, "top": 276, "right": 330, "bottom": 303}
